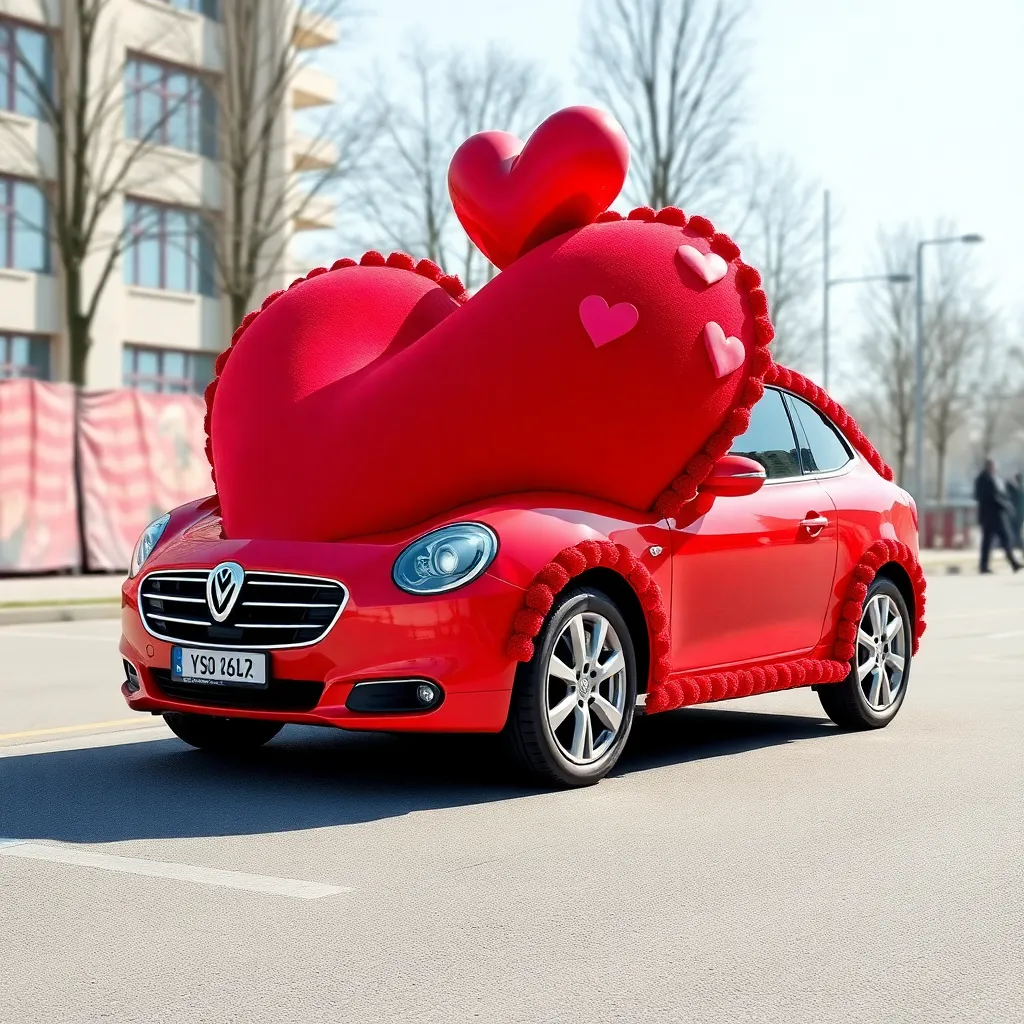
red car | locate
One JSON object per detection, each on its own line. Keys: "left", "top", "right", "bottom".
{"left": 120, "top": 382, "right": 923, "bottom": 787}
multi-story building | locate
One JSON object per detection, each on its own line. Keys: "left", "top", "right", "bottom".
{"left": 0, "top": 0, "right": 336, "bottom": 392}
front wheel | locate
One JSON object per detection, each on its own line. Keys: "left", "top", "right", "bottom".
{"left": 163, "top": 712, "right": 284, "bottom": 752}
{"left": 504, "top": 587, "right": 637, "bottom": 788}
{"left": 817, "top": 577, "right": 912, "bottom": 730}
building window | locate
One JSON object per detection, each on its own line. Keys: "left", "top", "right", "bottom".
{"left": 124, "top": 198, "right": 215, "bottom": 296}
{"left": 162, "top": 0, "right": 220, "bottom": 18}
{"left": 0, "top": 17, "right": 52, "bottom": 118}
{"left": 0, "top": 175, "right": 49, "bottom": 272}
{"left": 122, "top": 344, "right": 215, "bottom": 394}
{"left": 0, "top": 333, "right": 50, "bottom": 380}
{"left": 124, "top": 55, "right": 217, "bottom": 157}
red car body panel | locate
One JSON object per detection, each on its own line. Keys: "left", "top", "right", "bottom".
{"left": 120, "top": 446, "right": 918, "bottom": 735}
{"left": 120, "top": 494, "right": 671, "bottom": 733}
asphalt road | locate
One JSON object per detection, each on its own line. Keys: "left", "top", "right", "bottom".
{"left": 1, "top": 573, "right": 1021, "bottom": 1024}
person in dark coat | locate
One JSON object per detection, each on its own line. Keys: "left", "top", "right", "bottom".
{"left": 1006, "top": 471, "right": 1024, "bottom": 550}
{"left": 974, "top": 458, "right": 1021, "bottom": 573}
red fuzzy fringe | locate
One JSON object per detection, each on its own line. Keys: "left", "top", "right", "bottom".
{"left": 203, "top": 252, "right": 469, "bottom": 481}
{"left": 830, "top": 539, "right": 927, "bottom": 661}
{"left": 506, "top": 535, "right": 926, "bottom": 715}
{"left": 644, "top": 656, "right": 851, "bottom": 715}
{"left": 641, "top": 209, "right": 772, "bottom": 520}
{"left": 505, "top": 540, "right": 672, "bottom": 691}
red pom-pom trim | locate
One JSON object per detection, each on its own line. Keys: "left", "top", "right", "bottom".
{"left": 831, "top": 540, "right": 927, "bottom": 659}
{"left": 710, "top": 233, "right": 741, "bottom": 261}
{"left": 648, "top": 209, "right": 773, "bottom": 520}
{"left": 641, "top": 541, "right": 925, "bottom": 714}
{"left": 505, "top": 541, "right": 671, "bottom": 693}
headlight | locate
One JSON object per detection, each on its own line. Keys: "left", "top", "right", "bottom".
{"left": 129, "top": 513, "right": 170, "bottom": 578}
{"left": 393, "top": 523, "right": 498, "bottom": 595}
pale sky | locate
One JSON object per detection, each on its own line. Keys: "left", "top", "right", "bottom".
{"left": 333, "top": 0, "right": 1024, "bottom": 386}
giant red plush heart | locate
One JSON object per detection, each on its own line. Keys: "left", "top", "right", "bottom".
{"left": 209, "top": 214, "right": 772, "bottom": 542}
{"left": 447, "top": 106, "right": 630, "bottom": 270}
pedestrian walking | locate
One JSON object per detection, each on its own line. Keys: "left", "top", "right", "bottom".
{"left": 1006, "top": 470, "right": 1024, "bottom": 550}
{"left": 974, "top": 458, "right": 1021, "bottom": 574}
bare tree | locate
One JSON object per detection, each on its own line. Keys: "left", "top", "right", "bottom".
{"left": 856, "top": 225, "right": 995, "bottom": 497}
{"left": 210, "top": 0, "right": 378, "bottom": 327}
{"left": 733, "top": 153, "right": 819, "bottom": 367}
{"left": 0, "top": 0, "right": 191, "bottom": 384}
{"left": 924, "top": 242, "right": 991, "bottom": 500}
{"left": 973, "top": 330, "right": 1023, "bottom": 463}
{"left": 857, "top": 229, "right": 917, "bottom": 485}
{"left": 447, "top": 47, "right": 558, "bottom": 288}
{"left": 357, "top": 44, "right": 557, "bottom": 290}
{"left": 356, "top": 49, "right": 452, "bottom": 271}
{"left": 579, "top": 0, "right": 746, "bottom": 212}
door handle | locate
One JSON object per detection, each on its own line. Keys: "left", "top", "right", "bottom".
{"left": 800, "top": 513, "right": 829, "bottom": 536}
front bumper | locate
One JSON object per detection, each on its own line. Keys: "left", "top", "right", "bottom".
{"left": 120, "top": 538, "right": 524, "bottom": 733}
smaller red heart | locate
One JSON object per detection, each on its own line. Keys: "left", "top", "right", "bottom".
{"left": 448, "top": 106, "right": 629, "bottom": 270}
{"left": 704, "top": 321, "right": 745, "bottom": 377}
{"left": 579, "top": 295, "right": 639, "bottom": 348}
{"left": 678, "top": 244, "right": 728, "bottom": 286}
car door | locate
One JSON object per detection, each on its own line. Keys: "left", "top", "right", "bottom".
{"left": 668, "top": 387, "right": 839, "bottom": 672}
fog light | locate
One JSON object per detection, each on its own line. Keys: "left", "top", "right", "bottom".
{"left": 416, "top": 683, "right": 437, "bottom": 706}
{"left": 123, "top": 659, "right": 141, "bottom": 694}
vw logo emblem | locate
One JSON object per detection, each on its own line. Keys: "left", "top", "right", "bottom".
{"left": 206, "top": 561, "right": 244, "bottom": 623}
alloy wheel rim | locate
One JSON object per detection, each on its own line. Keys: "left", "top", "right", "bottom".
{"left": 545, "top": 611, "right": 627, "bottom": 765}
{"left": 856, "top": 594, "right": 907, "bottom": 711}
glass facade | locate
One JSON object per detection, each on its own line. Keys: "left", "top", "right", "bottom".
{"left": 0, "top": 17, "right": 52, "bottom": 118}
{"left": 0, "top": 175, "right": 49, "bottom": 272}
{"left": 124, "top": 197, "right": 215, "bottom": 296}
{"left": 124, "top": 56, "right": 217, "bottom": 158}
{"left": 0, "top": 333, "right": 50, "bottom": 380}
{"left": 164, "top": 0, "right": 220, "bottom": 17}
{"left": 122, "top": 344, "right": 215, "bottom": 394}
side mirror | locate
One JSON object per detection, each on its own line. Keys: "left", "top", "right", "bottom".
{"left": 700, "top": 455, "right": 766, "bottom": 497}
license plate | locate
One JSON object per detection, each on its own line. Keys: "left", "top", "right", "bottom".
{"left": 171, "top": 647, "right": 268, "bottom": 688}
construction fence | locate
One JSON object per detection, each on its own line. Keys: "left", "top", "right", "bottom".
{"left": 0, "top": 379, "right": 211, "bottom": 573}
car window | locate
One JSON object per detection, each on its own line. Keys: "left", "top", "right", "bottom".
{"left": 787, "top": 394, "right": 852, "bottom": 474}
{"left": 728, "top": 388, "right": 801, "bottom": 478}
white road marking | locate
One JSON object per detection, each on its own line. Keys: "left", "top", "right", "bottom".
{"left": 0, "top": 629, "right": 116, "bottom": 642}
{"left": 0, "top": 725, "right": 172, "bottom": 757}
{"left": 940, "top": 606, "right": 1024, "bottom": 621}
{"left": 0, "top": 840, "right": 352, "bottom": 900}
{"left": 0, "top": 718, "right": 156, "bottom": 742}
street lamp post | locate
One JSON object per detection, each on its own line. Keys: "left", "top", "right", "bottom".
{"left": 821, "top": 191, "right": 912, "bottom": 391}
{"left": 912, "top": 234, "right": 984, "bottom": 502}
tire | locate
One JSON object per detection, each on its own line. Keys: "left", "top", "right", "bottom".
{"left": 163, "top": 712, "right": 284, "bottom": 752}
{"left": 817, "top": 576, "right": 912, "bottom": 730}
{"left": 504, "top": 587, "right": 638, "bottom": 788}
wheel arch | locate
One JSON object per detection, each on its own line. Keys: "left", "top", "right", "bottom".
{"left": 569, "top": 568, "right": 651, "bottom": 694}
{"left": 876, "top": 561, "right": 916, "bottom": 637}
{"left": 832, "top": 540, "right": 927, "bottom": 661}
{"left": 505, "top": 540, "right": 670, "bottom": 695}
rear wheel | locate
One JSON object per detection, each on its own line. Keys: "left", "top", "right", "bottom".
{"left": 505, "top": 587, "right": 637, "bottom": 788}
{"left": 164, "top": 712, "right": 284, "bottom": 752}
{"left": 818, "top": 577, "right": 911, "bottom": 730}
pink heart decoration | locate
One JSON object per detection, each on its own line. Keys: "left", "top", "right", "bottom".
{"left": 704, "top": 321, "right": 745, "bottom": 377}
{"left": 678, "top": 244, "right": 728, "bottom": 287}
{"left": 579, "top": 295, "right": 639, "bottom": 348}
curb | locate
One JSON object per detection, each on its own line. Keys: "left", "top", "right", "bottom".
{"left": 0, "top": 603, "right": 121, "bottom": 626}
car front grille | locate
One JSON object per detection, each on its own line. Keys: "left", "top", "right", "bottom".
{"left": 138, "top": 569, "right": 347, "bottom": 649}
{"left": 150, "top": 670, "right": 324, "bottom": 712}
